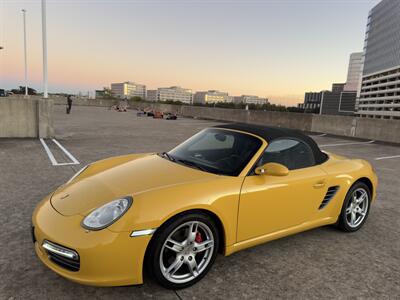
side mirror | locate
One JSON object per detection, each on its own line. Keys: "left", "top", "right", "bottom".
{"left": 255, "top": 162, "right": 289, "bottom": 176}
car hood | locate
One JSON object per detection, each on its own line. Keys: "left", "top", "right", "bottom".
{"left": 51, "top": 154, "right": 216, "bottom": 216}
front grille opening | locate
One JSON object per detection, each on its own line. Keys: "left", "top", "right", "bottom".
{"left": 319, "top": 186, "right": 340, "bottom": 209}
{"left": 43, "top": 241, "right": 80, "bottom": 272}
{"left": 48, "top": 252, "right": 80, "bottom": 272}
{"left": 31, "top": 226, "right": 36, "bottom": 243}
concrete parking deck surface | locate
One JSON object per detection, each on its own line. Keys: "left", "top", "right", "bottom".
{"left": 1, "top": 106, "right": 399, "bottom": 299}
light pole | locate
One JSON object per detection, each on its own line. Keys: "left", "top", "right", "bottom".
{"left": 22, "top": 9, "right": 28, "bottom": 97}
{"left": 41, "top": 0, "right": 48, "bottom": 98}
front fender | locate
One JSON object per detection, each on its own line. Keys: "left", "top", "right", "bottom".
{"left": 107, "top": 175, "right": 244, "bottom": 248}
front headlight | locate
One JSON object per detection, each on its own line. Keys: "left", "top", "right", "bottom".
{"left": 82, "top": 196, "right": 132, "bottom": 230}
{"left": 67, "top": 165, "right": 89, "bottom": 184}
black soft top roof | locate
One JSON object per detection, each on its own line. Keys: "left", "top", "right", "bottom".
{"left": 214, "top": 123, "right": 327, "bottom": 164}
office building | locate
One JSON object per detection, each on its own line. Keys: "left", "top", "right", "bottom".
{"left": 331, "top": 83, "right": 345, "bottom": 93}
{"left": 233, "top": 95, "right": 269, "bottom": 105}
{"left": 111, "top": 82, "right": 146, "bottom": 99}
{"left": 357, "top": 0, "right": 400, "bottom": 119}
{"left": 302, "top": 51, "right": 362, "bottom": 115}
{"left": 320, "top": 90, "right": 357, "bottom": 116}
{"left": 193, "top": 90, "right": 231, "bottom": 104}
{"left": 319, "top": 82, "right": 357, "bottom": 116}
{"left": 95, "top": 90, "right": 106, "bottom": 98}
{"left": 156, "top": 86, "right": 192, "bottom": 104}
{"left": 299, "top": 92, "right": 323, "bottom": 112}
{"left": 344, "top": 52, "right": 363, "bottom": 91}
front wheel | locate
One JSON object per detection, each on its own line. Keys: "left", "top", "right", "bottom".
{"left": 147, "top": 212, "right": 219, "bottom": 289}
{"left": 337, "top": 182, "right": 371, "bottom": 232}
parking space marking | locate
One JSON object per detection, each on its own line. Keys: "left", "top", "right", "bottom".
{"left": 51, "top": 139, "right": 80, "bottom": 164}
{"left": 311, "top": 133, "right": 327, "bottom": 137}
{"left": 39, "top": 138, "right": 80, "bottom": 166}
{"left": 319, "top": 140, "right": 375, "bottom": 147}
{"left": 39, "top": 138, "right": 58, "bottom": 165}
{"left": 375, "top": 155, "right": 400, "bottom": 161}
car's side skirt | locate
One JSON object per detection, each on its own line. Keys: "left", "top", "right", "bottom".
{"left": 224, "top": 216, "right": 336, "bottom": 256}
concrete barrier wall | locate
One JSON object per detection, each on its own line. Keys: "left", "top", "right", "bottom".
{"left": 125, "top": 103, "right": 312, "bottom": 131}
{"left": 129, "top": 102, "right": 400, "bottom": 143}
{"left": 0, "top": 98, "right": 38, "bottom": 138}
{"left": 311, "top": 115, "right": 357, "bottom": 137}
{"left": 53, "top": 98, "right": 119, "bottom": 107}
{"left": 0, "top": 97, "right": 54, "bottom": 138}
{"left": 135, "top": 102, "right": 183, "bottom": 114}
{"left": 53, "top": 98, "right": 399, "bottom": 144}
{"left": 355, "top": 118, "right": 400, "bottom": 144}
{"left": 245, "top": 109, "right": 312, "bottom": 131}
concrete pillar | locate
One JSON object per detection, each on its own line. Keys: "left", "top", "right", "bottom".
{"left": 37, "top": 98, "right": 54, "bottom": 138}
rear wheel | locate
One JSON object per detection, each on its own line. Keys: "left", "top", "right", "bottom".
{"left": 147, "top": 212, "right": 219, "bottom": 289}
{"left": 337, "top": 182, "right": 371, "bottom": 232}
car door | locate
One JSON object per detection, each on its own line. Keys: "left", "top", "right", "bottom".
{"left": 237, "top": 138, "right": 328, "bottom": 242}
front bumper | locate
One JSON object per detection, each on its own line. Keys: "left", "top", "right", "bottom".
{"left": 32, "top": 195, "right": 152, "bottom": 286}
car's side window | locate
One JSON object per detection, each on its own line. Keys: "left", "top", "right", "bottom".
{"left": 256, "top": 138, "right": 315, "bottom": 170}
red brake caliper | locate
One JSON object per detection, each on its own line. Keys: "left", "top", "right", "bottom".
{"left": 195, "top": 231, "right": 203, "bottom": 243}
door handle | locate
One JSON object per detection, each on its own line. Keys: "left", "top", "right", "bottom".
{"left": 313, "top": 180, "right": 326, "bottom": 189}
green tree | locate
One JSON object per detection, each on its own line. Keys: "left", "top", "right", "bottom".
{"left": 131, "top": 96, "right": 143, "bottom": 102}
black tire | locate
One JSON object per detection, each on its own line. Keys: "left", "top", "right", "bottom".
{"left": 337, "top": 182, "right": 371, "bottom": 232}
{"left": 146, "top": 212, "right": 219, "bottom": 289}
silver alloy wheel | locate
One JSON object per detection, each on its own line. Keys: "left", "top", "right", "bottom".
{"left": 345, "top": 188, "right": 369, "bottom": 228}
{"left": 159, "top": 221, "right": 214, "bottom": 284}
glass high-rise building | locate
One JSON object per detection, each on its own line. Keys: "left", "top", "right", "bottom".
{"left": 357, "top": 0, "right": 400, "bottom": 119}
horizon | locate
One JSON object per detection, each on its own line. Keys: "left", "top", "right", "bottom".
{"left": 0, "top": 0, "right": 380, "bottom": 105}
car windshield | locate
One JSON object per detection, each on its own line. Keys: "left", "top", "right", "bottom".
{"left": 164, "top": 128, "right": 262, "bottom": 176}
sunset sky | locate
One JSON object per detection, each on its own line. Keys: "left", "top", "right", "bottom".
{"left": 0, "top": 0, "right": 379, "bottom": 105}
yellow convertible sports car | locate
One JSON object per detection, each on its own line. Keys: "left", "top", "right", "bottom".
{"left": 32, "top": 123, "right": 378, "bottom": 289}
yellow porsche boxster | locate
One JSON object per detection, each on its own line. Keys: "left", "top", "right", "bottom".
{"left": 32, "top": 123, "right": 378, "bottom": 289}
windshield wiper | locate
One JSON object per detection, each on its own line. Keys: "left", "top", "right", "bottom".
{"left": 158, "top": 152, "right": 175, "bottom": 162}
{"left": 175, "top": 158, "right": 208, "bottom": 172}
{"left": 159, "top": 153, "right": 209, "bottom": 172}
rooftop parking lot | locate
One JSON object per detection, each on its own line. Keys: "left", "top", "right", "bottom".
{"left": 1, "top": 105, "right": 399, "bottom": 299}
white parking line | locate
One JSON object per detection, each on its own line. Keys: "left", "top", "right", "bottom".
{"left": 51, "top": 139, "right": 80, "bottom": 164}
{"left": 39, "top": 138, "right": 80, "bottom": 166}
{"left": 375, "top": 155, "right": 400, "bottom": 161}
{"left": 39, "top": 138, "right": 58, "bottom": 165}
{"left": 311, "top": 133, "right": 327, "bottom": 137}
{"left": 319, "top": 140, "right": 375, "bottom": 147}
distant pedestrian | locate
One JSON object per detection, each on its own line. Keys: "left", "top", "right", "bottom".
{"left": 66, "top": 95, "right": 73, "bottom": 114}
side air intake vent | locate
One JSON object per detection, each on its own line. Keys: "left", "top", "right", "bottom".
{"left": 319, "top": 186, "right": 339, "bottom": 209}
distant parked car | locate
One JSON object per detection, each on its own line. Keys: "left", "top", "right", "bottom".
{"left": 146, "top": 111, "right": 155, "bottom": 117}
{"left": 137, "top": 110, "right": 146, "bottom": 117}
{"left": 165, "top": 113, "right": 177, "bottom": 120}
{"left": 153, "top": 111, "right": 163, "bottom": 119}
{"left": 0, "top": 89, "right": 6, "bottom": 97}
